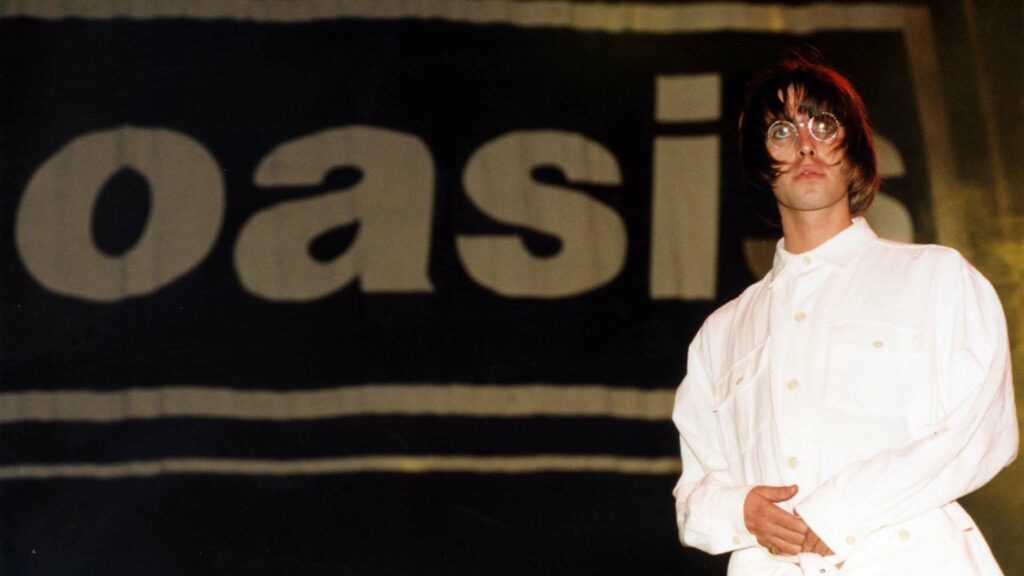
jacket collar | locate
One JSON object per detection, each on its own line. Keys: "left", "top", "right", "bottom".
{"left": 769, "top": 217, "right": 877, "bottom": 287}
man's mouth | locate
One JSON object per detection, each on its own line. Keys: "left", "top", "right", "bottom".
{"left": 794, "top": 166, "right": 823, "bottom": 179}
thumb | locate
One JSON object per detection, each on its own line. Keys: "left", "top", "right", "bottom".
{"left": 759, "top": 484, "right": 799, "bottom": 502}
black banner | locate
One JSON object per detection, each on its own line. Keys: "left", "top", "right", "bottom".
{"left": 0, "top": 2, "right": 953, "bottom": 574}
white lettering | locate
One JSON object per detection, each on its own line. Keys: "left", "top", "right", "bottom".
{"left": 14, "top": 126, "right": 224, "bottom": 302}
{"left": 650, "top": 136, "right": 720, "bottom": 300}
{"left": 865, "top": 134, "right": 914, "bottom": 242}
{"left": 650, "top": 74, "right": 721, "bottom": 300}
{"left": 235, "top": 126, "right": 435, "bottom": 301}
{"left": 457, "top": 131, "right": 626, "bottom": 298}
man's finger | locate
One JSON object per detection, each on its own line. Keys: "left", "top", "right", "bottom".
{"left": 813, "top": 539, "right": 834, "bottom": 556}
{"left": 756, "top": 485, "right": 799, "bottom": 502}
{"left": 767, "top": 536, "right": 803, "bottom": 556}
{"left": 765, "top": 504, "right": 808, "bottom": 534}
{"left": 765, "top": 523, "right": 807, "bottom": 547}
{"left": 801, "top": 530, "right": 820, "bottom": 553}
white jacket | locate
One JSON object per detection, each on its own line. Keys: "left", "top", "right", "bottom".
{"left": 673, "top": 218, "right": 1018, "bottom": 575}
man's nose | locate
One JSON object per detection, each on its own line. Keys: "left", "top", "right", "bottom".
{"left": 796, "top": 127, "right": 816, "bottom": 157}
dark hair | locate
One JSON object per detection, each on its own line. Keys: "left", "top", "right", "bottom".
{"left": 739, "top": 50, "right": 879, "bottom": 224}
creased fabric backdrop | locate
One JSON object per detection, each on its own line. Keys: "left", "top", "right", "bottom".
{"left": 1, "top": 1, "right": 1019, "bottom": 575}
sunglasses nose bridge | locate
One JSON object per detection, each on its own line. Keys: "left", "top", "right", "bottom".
{"left": 794, "top": 120, "right": 811, "bottom": 142}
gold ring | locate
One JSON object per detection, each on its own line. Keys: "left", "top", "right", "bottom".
{"left": 768, "top": 546, "right": 779, "bottom": 555}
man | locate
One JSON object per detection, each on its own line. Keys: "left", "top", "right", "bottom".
{"left": 672, "top": 53, "right": 1018, "bottom": 575}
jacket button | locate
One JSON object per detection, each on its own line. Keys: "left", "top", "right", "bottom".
{"left": 846, "top": 535, "right": 857, "bottom": 545}
{"left": 794, "top": 312, "right": 807, "bottom": 322}
{"left": 898, "top": 529, "right": 910, "bottom": 541}
{"left": 787, "top": 379, "right": 800, "bottom": 391}
{"left": 787, "top": 457, "right": 799, "bottom": 469}
{"left": 733, "top": 534, "right": 742, "bottom": 545}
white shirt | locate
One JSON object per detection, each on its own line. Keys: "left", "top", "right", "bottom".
{"left": 672, "top": 218, "right": 1018, "bottom": 575}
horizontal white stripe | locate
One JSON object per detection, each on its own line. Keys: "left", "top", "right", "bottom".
{"left": 0, "top": 455, "right": 680, "bottom": 479}
{"left": 0, "top": 1, "right": 922, "bottom": 34}
{"left": 0, "top": 384, "right": 675, "bottom": 423}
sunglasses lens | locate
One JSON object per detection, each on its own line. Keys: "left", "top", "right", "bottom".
{"left": 809, "top": 114, "right": 840, "bottom": 141}
{"left": 767, "top": 122, "right": 797, "bottom": 147}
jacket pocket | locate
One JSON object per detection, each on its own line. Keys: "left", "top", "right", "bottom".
{"left": 713, "top": 342, "right": 771, "bottom": 484}
{"left": 825, "top": 321, "right": 924, "bottom": 422}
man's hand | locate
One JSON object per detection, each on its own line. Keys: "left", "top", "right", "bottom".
{"left": 800, "top": 525, "right": 835, "bottom": 556}
{"left": 743, "top": 485, "right": 808, "bottom": 555}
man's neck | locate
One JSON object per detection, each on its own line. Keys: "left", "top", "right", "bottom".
{"left": 779, "top": 208, "right": 853, "bottom": 254}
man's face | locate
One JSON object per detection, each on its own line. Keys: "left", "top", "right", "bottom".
{"left": 767, "top": 86, "right": 851, "bottom": 222}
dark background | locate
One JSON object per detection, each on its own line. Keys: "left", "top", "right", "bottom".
{"left": 2, "top": 1, "right": 1021, "bottom": 574}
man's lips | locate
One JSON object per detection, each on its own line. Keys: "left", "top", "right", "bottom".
{"left": 794, "top": 166, "right": 824, "bottom": 179}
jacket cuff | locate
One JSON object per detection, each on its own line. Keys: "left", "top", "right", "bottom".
{"left": 683, "top": 484, "right": 757, "bottom": 552}
{"left": 722, "top": 484, "right": 756, "bottom": 547}
{"left": 795, "top": 486, "right": 867, "bottom": 558}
